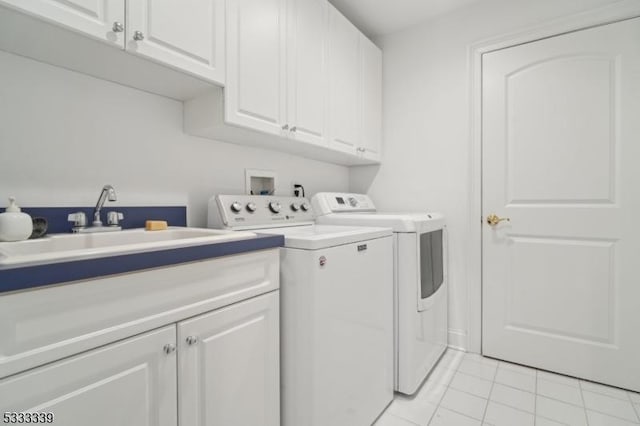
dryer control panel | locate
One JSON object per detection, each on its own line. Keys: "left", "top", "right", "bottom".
{"left": 209, "top": 195, "right": 314, "bottom": 230}
{"left": 312, "top": 193, "right": 377, "bottom": 216}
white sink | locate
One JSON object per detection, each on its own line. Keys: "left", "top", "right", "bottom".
{"left": 0, "top": 227, "right": 255, "bottom": 268}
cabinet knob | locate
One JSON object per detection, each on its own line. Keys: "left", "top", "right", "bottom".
{"left": 281, "top": 124, "right": 289, "bottom": 130}
{"left": 133, "top": 31, "right": 145, "bottom": 41}
{"left": 290, "top": 126, "right": 297, "bottom": 132}
{"left": 112, "top": 21, "right": 124, "bottom": 33}
{"left": 163, "top": 343, "right": 176, "bottom": 354}
{"left": 186, "top": 336, "right": 199, "bottom": 346}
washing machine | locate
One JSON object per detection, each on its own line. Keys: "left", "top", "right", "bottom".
{"left": 312, "top": 192, "right": 448, "bottom": 395}
{"left": 208, "top": 195, "right": 394, "bottom": 426}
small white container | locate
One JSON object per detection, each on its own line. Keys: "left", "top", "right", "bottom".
{"left": 0, "top": 197, "right": 33, "bottom": 242}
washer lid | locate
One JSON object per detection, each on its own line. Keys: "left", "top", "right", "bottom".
{"left": 256, "top": 225, "right": 391, "bottom": 250}
{"left": 316, "top": 212, "right": 445, "bottom": 233}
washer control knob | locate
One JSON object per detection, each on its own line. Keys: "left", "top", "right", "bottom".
{"left": 348, "top": 197, "right": 358, "bottom": 207}
{"left": 230, "top": 201, "right": 243, "bottom": 213}
{"left": 290, "top": 203, "right": 300, "bottom": 212}
{"left": 300, "top": 203, "right": 310, "bottom": 212}
{"left": 246, "top": 202, "right": 257, "bottom": 213}
{"left": 269, "top": 201, "right": 282, "bottom": 214}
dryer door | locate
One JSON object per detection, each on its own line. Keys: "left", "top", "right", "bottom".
{"left": 417, "top": 228, "right": 445, "bottom": 312}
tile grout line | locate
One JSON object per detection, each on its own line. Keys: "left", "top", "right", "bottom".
{"left": 480, "top": 360, "right": 500, "bottom": 424}
{"left": 412, "top": 353, "right": 639, "bottom": 426}
{"left": 430, "top": 353, "right": 490, "bottom": 425}
{"left": 425, "top": 362, "right": 459, "bottom": 425}
{"left": 534, "top": 368, "right": 538, "bottom": 426}
{"left": 627, "top": 391, "right": 640, "bottom": 423}
{"left": 580, "top": 387, "right": 640, "bottom": 423}
{"left": 578, "top": 380, "right": 591, "bottom": 426}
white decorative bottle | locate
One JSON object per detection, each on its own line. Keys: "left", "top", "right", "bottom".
{"left": 0, "top": 196, "right": 33, "bottom": 242}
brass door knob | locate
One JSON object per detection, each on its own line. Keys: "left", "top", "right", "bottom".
{"left": 486, "top": 214, "right": 510, "bottom": 226}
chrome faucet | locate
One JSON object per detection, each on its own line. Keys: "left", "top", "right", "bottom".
{"left": 67, "top": 185, "right": 124, "bottom": 233}
{"left": 93, "top": 184, "right": 117, "bottom": 226}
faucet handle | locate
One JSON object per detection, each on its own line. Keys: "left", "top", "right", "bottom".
{"left": 68, "top": 212, "right": 87, "bottom": 231}
{"left": 107, "top": 211, "right": 124, "bottom": 226}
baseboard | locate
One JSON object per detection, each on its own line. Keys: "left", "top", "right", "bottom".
{"left": 448, "top": 328, "right": 467, "bottom": 351}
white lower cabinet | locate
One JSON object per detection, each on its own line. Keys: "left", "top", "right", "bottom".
{"left": 0, "top": 325, "right": 178, "bottom": 426}
{"left": 0, "top": 250, "right": 281, "bottom": 426}
{"left": 178, "top": 292, "right": 280, "bottom": 426}
{"left": 0, "top": 292, "right": 280, "bottom": 426}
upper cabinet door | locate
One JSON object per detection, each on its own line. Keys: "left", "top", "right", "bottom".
{"left": 328, "top": 5, "right": 360, "bottom": 155}
{"left": 126, "top": 0, "right": 225, "bottom": 84}
{"left": 360, "top": 36, "right": 382, "bottom": 161}
{"left": 0, "top": 0, "right": 125, "bottom": 48}
{"left": 225, "top": 0, "right": 287, "bottom": 136}
{"left": 287, "top": 0, "right": 328, "bottom": 147}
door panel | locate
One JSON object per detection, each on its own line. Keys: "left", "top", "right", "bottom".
{"left": 225, "top": 0, "right": 286, "bottom": 135}
{"left": 127, "top": 0, "right": 224, "bottom": 83}
{"left": 0, "top": 326, "right": 177, "bottom": 426}
{"left": 482, "top": 17, "right": 640, "bottom": 391}
{"left": 506, "top": 56, "right": 615, "bottom": 204}
{"left": 1, "top": 0, "right": 124, "bottom": 47}
{"left": 178, "top": 292, "right": 280, "bottom": 426}
{"left": 328, "top": 4, "right": 360, "bottom": 154}
{"left": 360, "top": 35, "right": 382, "bottom": 161}
{"left": 287, "top": 0, "right": 328, "bottom": 147}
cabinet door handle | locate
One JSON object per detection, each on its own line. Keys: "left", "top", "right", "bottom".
{"left": 185, "top": 336, "right": 199, "bottom": 346}
{"left": 133, "top": 31, "right": 145, "bottom": 41}
{"left": 112, "top": 21, "right": 124, "bottom": 33}
{"left": 163, "top": 343, "right": 176, "bottom": 354}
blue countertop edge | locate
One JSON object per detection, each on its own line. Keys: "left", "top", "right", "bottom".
{"left": 0, "top": 233, "right": 284, "bottom": 294}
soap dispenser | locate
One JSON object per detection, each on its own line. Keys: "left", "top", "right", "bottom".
{"left": 0, "top": 196, "right": 33, "bottom": 242}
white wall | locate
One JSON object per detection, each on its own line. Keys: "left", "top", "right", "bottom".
{"left": 0, "top": 51, "right": 349, "bottom": 226}
{"left": 350, "top": 0, "right": 624, "bottom": 350}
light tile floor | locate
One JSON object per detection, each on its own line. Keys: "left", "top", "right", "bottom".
{"left": 375, "top": 349, "right": 640, "bottom": 426}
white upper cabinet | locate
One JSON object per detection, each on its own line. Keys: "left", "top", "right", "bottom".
{"left": 328, "top": 4, "right": 361, "bottom": 155}
{"left": 127, "top": 0, "right": 225, "bottom": 84}
{"left": 286, "top": 0, "right": 329, "bottom": 147}
{"left": 359, "top": 35, "right": 382, "bottom": 162}
{"left": 0, "top": 0, "right": 125, "bottom": 47}
{"left": 0, "top": 0, "right": 225, "bottom": 89}
{"left": 225, "top": 0, "right": 287, "bottom": 136}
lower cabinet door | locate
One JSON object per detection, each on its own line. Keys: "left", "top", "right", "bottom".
{"left": 178, "top": 291, "right": 280, "bottom": 426}
{"left": 0, "top": 325, "right": 178, "bottom": 426}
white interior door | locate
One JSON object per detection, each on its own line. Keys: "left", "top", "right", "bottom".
{"left": 482, "top": 17, "right": 640, "bottom": 392}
